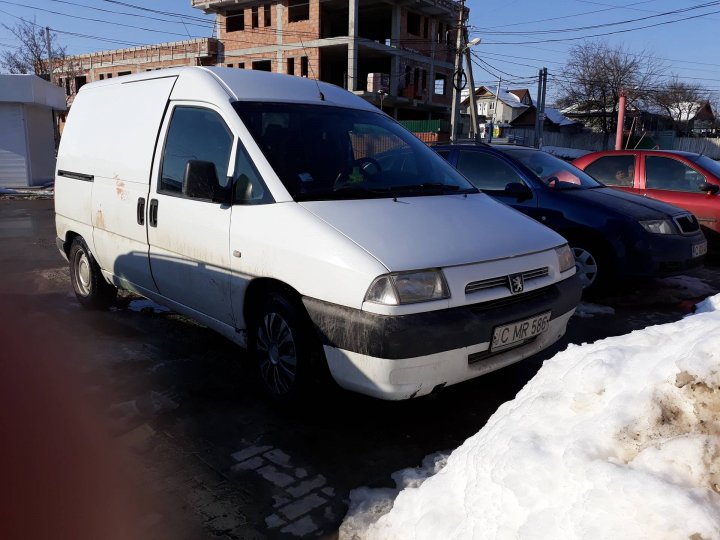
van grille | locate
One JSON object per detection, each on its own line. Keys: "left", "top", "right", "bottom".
{"left": 465, "top": 267, "right": 549, "bottom": 295}
{"left": 468, "top": 286, "right": 551, "bottom": 313}
{"left": 674, "top": 214, "right": 700, "bottom": 234}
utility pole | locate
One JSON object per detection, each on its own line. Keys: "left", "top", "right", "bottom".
{"left": 492, "top": 76, "right": 501, "bottom": 122}
{"left": 463, "top": 35, "right": 480, "bottom": 140}
{"left": 45, "top": 26, "right": 52, "bottom": 81}
{"left": 449, "top": 0, "right": 465, "bottom": 142}
{"left": 534, "top": 69, "right": 542, "bottom": 148}
{"left": 538, "top": 67, "right": 548, "bottom": 149}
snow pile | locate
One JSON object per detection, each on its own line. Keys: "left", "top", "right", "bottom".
{"left": 0, "top": 186, "right": 54, "bottom": 197}
{"left": 342, "top": 293, "right": 720, "bottom": 540}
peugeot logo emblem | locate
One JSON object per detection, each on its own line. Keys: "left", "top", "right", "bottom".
{"left": 508, "top": 273, "right": 524, "bottom": 294}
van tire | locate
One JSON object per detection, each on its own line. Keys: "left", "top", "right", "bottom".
{"left": 250, "top": 293, "right": 322, "bottom": 402}
{"left": 69, "top": 237, "right": 117, "bottom": 309}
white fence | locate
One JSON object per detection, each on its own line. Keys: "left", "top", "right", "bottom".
{"left": 503, "top": 128, "right": 720, "bottom": 159}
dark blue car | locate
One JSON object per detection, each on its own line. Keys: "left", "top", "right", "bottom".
{"left": 431, "top": 143, "right": 707, "bottom": 294}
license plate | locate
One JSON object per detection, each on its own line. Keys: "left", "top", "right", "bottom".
{"left": 692, "top": 242, "right": 708, "bottom": 258}
{"left": 491, "top": 312, "right": 551, "bottom": 352}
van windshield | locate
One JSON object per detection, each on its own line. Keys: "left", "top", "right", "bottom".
{"left": 233, "top": 102, "right": 477, "bottom": 201}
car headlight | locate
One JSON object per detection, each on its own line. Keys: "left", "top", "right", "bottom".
{"left": 640, "top": 219, "right": 675, "bottom": 234}
{"left": 365, "top": 269, "right": 450, "bottom": 305}
{"left": 555, "top": 244, "right": 575, "bottom": 273}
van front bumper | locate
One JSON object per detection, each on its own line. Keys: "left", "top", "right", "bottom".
{"left": 302, "top": 275, "right": 581, "bottom": 400}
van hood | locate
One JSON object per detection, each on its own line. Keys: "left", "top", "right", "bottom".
{"left": 554, "top": 187, "right": 685, "bottom": 219}
{"left": 299, "top": 194, "right": 565, "bottom": 271}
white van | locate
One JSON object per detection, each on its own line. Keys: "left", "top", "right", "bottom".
{"left": 55, "top": 67, "right": 581, "bottom": 400}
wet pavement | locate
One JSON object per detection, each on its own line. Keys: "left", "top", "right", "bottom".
{"left": 2, "top": 198, "right": 719, "bottom": 539}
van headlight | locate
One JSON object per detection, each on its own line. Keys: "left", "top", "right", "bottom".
{"left": 640, "top": 219, "right": 675, "bottom": 234}
{"left": 556, "top": 244, "right": 575, "bottom": 273}
{"left": 365, "top": 269, "right": 450, "bottom": 305}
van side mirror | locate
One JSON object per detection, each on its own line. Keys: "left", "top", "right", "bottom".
{"left": 699, "top": 182, "right": 719, "bottom": 195}
{"left": 505, "top": 182, "right": 532, "bottom": 201}
{"left": 183, "top": 160, "right": 232, "bottom": 204}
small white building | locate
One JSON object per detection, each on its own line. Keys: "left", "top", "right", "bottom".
{"left": 0, "top": 74, "right": 66, "bottom": 187}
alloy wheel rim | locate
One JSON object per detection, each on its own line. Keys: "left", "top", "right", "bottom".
{"left": 256, "top": 312, "right": 297, "bottom": 395}
{"left": 572, "top": 247, "right": 598, "bottom": 289}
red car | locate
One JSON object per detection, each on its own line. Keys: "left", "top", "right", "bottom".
{"left": 574, "top": 150, "right": 720, "bottom": 247}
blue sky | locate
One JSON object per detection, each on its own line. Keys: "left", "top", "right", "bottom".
{"left": 1, "top": 0, "right": 718, "bottom": 104}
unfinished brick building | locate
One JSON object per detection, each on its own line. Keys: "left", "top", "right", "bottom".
{"left": 191, "top": 0, "right": 460, "bottom": 120}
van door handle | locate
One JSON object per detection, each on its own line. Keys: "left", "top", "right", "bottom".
{"left": 149, "top": 199, "right": 159, "bottom": 227}
{"left": 137, "top": 197, "right": 146, "bottom": 225}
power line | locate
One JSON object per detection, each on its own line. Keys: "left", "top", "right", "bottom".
{"left": 474, "top": 0, "right": 720, "bottom": 36}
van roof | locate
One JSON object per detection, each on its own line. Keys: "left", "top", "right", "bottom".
{"left": 78, "top": 66, "right": 378, "bottom": 112}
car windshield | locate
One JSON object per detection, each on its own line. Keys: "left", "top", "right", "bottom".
{"left": 501, "top": 148, "right": 604, "bottom": 189}
{"left": 233, "top": 102, "right": 477, "bottom": 201}
{"left": 689, "top": 154, "right": 720, "bottom": 178}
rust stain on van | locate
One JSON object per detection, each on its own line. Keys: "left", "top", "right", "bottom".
{"left": 95, "top": 209, "right": 105, "bottom": 229}
{"left": 114, "top": 175, "right": 127, "bottom": 201}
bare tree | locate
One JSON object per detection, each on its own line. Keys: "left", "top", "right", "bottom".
{"left": 1, "top": 18, "right": 59, "bottom": 75}
{"left": 1, "top": 18, "right": 83, "bottom": 106}
{"left": 652, "top": 76, "right": 710, "bottom": 133}
{"left": 556, "top": 41, "right": 664, "bottom": 145}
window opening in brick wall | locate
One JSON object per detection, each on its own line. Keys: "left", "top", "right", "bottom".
{"left": 118, "top": 71, "right": 131, "bottom": 76}
{"left": 264, "top": 4, "right": 271, "bottom": 26}
{"left": 99, "top": 74, "right": 104, "bottom": 80}
{"left": 437, "top": 23, "right": 444, "bottom": 43}
{"left": 287, "top": 57, "right": 295, "bottom": 75}
{"left": 74, "top": 75, "right": 87, "bottom": 91}
{"left": 226, "top": 10, "right": 245, "bottom": 32}
{"left": 239, "top": 62, "right": 245, "bottom": 69}
{"left": 253, "top": 59, "right": 272, "bottom": 71}
{"left": 227, "top": 63, "right": 234, "bottom": 68}
{"left": 423, "top": 17, "right": 429, "bottom": 38}
{"left": 107, "top": 73, "right": 112, "bottom": 78}
{"left": 421, "top": 69, "right": 427, "bottom": 90}
{"left": 300, "top": 56, "right": 308, "bottom": 77}
{"left": 407, "top": 12, "right": 420, "bottom": 35}
{"left": 252, "top": 6, "right": 259, "bottom": 28}
{"left": 288, "top": 0, "right": 309, "bottom": 22}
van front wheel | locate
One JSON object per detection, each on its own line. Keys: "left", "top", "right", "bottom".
{"left": 69, "top": 237, "right": 117, "bottom": 309}
{"left": 251, "top": 293, "right": 320, "bottom": 401}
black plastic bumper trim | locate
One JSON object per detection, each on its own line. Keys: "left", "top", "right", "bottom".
{"left": 303, "top": 275, "right": 581, "bottom": 360}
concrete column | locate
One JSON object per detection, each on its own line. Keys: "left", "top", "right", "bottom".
{"left": 390, "top": 4, "right": 401, "bottom": 97}
{"left": 347, "top": 0, "right": 358, "bottom": 90}
{"left": 276, "top": 3, "right": 284, "bottom": 73}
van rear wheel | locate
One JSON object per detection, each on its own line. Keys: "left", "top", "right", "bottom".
{"left": 69, "top": 237, "right": 117, "bottom": 309}
{"left": 251, "top": 293, "right": 322, "bottom": 402}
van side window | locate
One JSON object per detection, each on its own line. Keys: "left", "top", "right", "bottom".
{"left": 233, "top": 143, "right": 272, "bottom": 205}
{"left": 160, "top": 107, "right": 233, "bottom": 196}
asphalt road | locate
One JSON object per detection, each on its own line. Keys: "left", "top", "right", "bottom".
{"left": 2, "top": 198, "right": 719, "bottom": 540}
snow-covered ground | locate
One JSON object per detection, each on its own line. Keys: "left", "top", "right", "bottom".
{"left": 341, "top": 294, "right": 720, "bottom": 539}
{"left": 0, "top": 186, "right": 54, "bottom": 197}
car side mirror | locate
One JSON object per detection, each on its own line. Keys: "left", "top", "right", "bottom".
{"left": 183, "top": 160, "right": 231, "bottom": 204}
{"left": 505, "top": 182, "right": 532, "bottom": 201}
{"left": 699, "top": 182, "right": 719, "bottom": 195}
